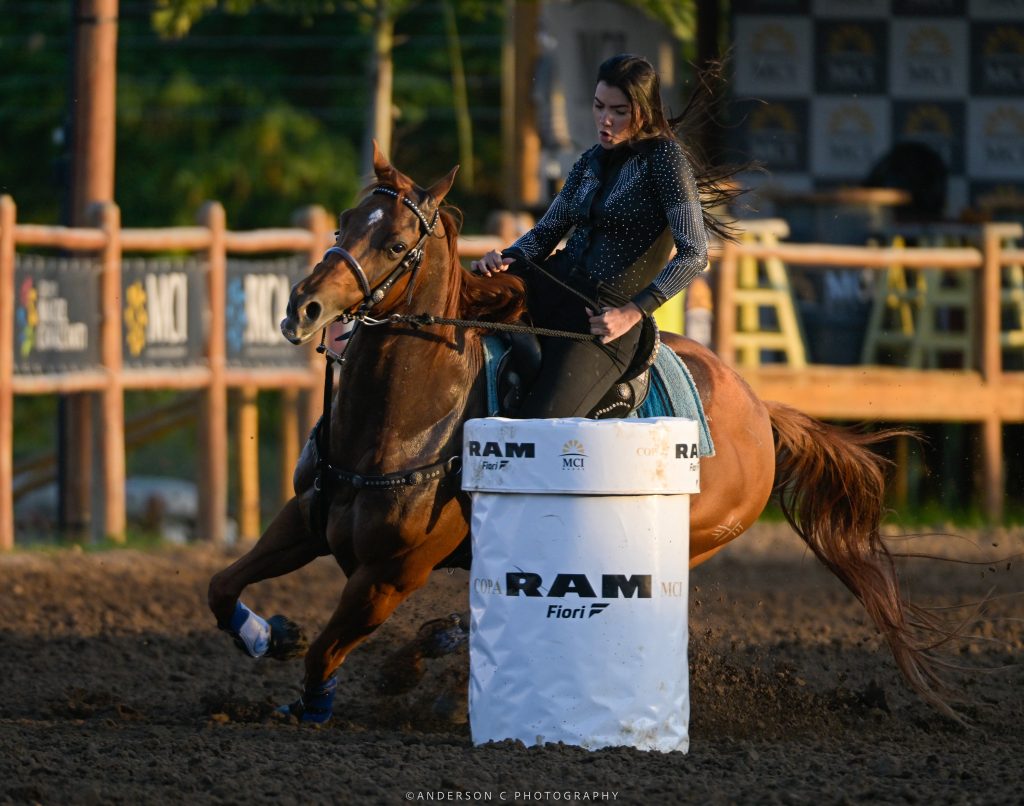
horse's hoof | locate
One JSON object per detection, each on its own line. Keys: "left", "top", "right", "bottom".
{"left": 266, "top": 615, "right": 308, "bottom": 661}
{"left": 418, "top": 612, "right": 469, "bottom": 659}
{"left": 277, "top": 677, "right": 336, "bottom": 724}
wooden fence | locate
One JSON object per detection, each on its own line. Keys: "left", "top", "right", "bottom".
{"left": 3, "top": 199, "right": 1023, "bottom": 549}
{"left": 0, "top": 196, "right": 503, "bottom": 550}
{"left": 715, "top": 220, "right": 1024, "bottom": 522}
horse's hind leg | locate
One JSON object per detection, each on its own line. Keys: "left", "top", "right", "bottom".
{"left": 208, "top": 495, "right": 328, "bottom": 660}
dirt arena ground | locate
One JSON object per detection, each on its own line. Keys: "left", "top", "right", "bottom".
{"left": 0, "top": 524, "right": 1020, "bottom": 805}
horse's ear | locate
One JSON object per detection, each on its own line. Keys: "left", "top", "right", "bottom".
{"left": 372, "top": 139, "right": 397, "bottom": 185}
{"left": 426, "top": 165, "right": 459, "bottom": 203}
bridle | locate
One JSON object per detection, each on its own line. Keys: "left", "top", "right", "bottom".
{"left": 321, "top": 186, "right": 440, "bottom": 319}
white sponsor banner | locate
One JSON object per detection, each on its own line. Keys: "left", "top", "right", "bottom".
{"left": 890, "top": 19, "right": 968, "bottom": 98}
{"left": 967, "top": 99, "right": 1024, "bottom": 179}
{"left": 734, "top": 16, "right": 813, "bottom": 99}
{"left": 811, "top": 96, "right": 891, "bottom": 179}
{"left": 466, "top": 417, "right": 693, "bottom": 752}
{"left": 462, "top": 417, "right": 700, "bottom": 495}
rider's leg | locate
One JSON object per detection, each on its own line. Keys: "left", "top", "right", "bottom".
{"left": 516, "top": 326, "right": 641, "bottom": 418}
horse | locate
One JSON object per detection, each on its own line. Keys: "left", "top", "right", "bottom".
{"left": 207, "top": 143, "right": 953, "bottom": 723}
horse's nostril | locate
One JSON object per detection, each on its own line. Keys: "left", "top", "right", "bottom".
{"left": 304, "top": 301, "right": 322, "bottom": 323}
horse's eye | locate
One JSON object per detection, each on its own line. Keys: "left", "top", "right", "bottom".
{"left": 389, "top": 243, "right": 407, "bottom": 257}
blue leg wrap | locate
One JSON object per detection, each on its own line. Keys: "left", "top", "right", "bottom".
{"left": 278, "top": 676, "right": 337, "bottom": 724}
{"left": 220, "top": 601, "right": 270, "bottom": 658}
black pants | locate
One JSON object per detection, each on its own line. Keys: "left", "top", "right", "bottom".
{"left": 513, "top": 258, "right": 641, "bottom": 418}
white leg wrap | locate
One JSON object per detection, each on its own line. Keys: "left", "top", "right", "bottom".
{"left": 235, "top": 603, "right": 271, "bottom": 658}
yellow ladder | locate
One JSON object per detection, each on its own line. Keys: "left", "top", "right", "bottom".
{"left": 731, "top": 219, "right": 806, "bottom": 368}
{"left": 997, "top": 225, "right": 1024, "bottom": 360}
{"left": 861, "top": 227, "right": 988, "bottom": 368}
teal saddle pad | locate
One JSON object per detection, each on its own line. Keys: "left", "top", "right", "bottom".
{"left": 482, "top": 336, "right": 714, "bottom": 458}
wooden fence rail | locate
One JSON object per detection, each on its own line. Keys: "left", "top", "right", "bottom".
{"left": 716, "top": 220, "right": 1024, "bottom": 523}
{"left": 3, "top": 200, "right": 1022, "bottom": 549}
{"left": 0, "top": 196, "right": 504, "bottom": 550}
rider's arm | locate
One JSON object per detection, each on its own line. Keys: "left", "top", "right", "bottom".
{"left": 503, "top": 152, "right": 592, "bottom": 263}
{"left": 630, "top": 139, "right": 709, "bottom": 316}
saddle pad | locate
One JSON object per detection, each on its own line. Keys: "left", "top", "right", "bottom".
{"left": 482, "top": 334, "right": 714, "bottom": 458}
{"left": 630, "top": 347, "right": 715, "bottom": 457}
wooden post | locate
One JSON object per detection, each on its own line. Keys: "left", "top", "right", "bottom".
{"left": 70, "top": 0, "right": 118, "bottom": 225}
{"left": 65, "top": 0, "right": 119, "bottom": 537}
{"left": 198, "top": 202, "right": 228, "bottom": 544}
{"left": 715, "top": 238, "right": 737, "bottom": 365}
{"left": 980, "top": 224, "right": 1004, "bottom": 523}
{"left": 502, "top": 0, "right": 540, "bottom": 210}
{"left": 0, "top": 197, "right": 15, "bottom": 551}
{"left": 236, "top": 386, "right": 260, "bottom": 541}
{"left": 93, "top": 201, "right": 125, "bottom": 540}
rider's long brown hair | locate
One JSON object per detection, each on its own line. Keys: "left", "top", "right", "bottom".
{"left": 597, "top": 53, "right": 751, "bottom": 242}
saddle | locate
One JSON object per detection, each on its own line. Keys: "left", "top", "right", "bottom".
{"left": 494, "top": 314, "right": 660, "bottom": 419}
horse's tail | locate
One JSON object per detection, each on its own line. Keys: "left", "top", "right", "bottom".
{"left": 765, "top": 401, "right": 958, "bottom": 719}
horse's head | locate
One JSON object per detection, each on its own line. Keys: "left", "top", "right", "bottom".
{"left": 281, "top": 141, "right": 458, "bottom": 345}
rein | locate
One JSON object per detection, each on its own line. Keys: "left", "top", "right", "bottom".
{"left": 309, "top": 189, "right": 631, "bottom": 536}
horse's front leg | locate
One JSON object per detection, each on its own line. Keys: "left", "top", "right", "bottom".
{"left": 208, "top": 495, "right": 329, "bottom": 659}
{"left": 281, "top": 561, "right": 431, "bottom": 723}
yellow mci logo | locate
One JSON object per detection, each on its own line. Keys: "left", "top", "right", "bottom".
{"left": 983, "top": 27, "right": 1024, "bottom": 90}
{"left": 906, "top": 105, "right": 953, "bottom": 137}
{"left": 905, "top": 26, "right": 954, "bottom": 86}
{"left": 124, "top": 282, "right": 148, "bottom": 356}
{"left": 751, "top": 24, "right": 798, "bottom": 84}
{"left": 122, "top": 272, "right": 189, "bottom": 357}
{"left": 560, "top": 439, "right": 586, "bottom": 470}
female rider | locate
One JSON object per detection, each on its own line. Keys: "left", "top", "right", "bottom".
{"left": 471, "top": 53, "right": 713, "bottom": 418}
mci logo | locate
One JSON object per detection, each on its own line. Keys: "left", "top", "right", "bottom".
{"left": 560, "top": 439, "right": 585, "bottom": 469}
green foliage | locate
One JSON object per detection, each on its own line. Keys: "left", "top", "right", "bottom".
{"left": 1, "top": 2, "right": 505, "bottom": 228}
{"left": 153, "top": 0, "right": 347, "bottom": 37}
{"left": 620, "top": 0, "right": 696, "bottom": 43}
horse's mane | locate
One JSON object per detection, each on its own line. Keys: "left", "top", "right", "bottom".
{"left": 437, "top": 207, "right": 526, "bottom": 324}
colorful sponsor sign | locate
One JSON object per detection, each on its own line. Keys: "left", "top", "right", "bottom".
{"left": 121, "top": 258, "right": 206, "bottom": 366}
{"left": 225, "top": 256, "right": 307, "bottom": 366}
{"left": 13, "top": 255, "right": 100, "bottom": 373}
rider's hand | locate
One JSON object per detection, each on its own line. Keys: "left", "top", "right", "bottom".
{"left": 471, "top": 250, "right": 514, "bottom": 277}
{"left": 586, "top": 303, "right": 644, "bottom": 344}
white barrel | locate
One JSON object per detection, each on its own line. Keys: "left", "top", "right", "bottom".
{"left": 463, "top": 417, "right": 698, "bottom": 753}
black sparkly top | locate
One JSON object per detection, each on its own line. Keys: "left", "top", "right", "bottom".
{"left": 505, "top": 136, "right": 708, "bottom": 315}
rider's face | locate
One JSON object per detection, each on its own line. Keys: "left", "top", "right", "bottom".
{"left": 593, "top": 81, "right": 633, "bottom": 149}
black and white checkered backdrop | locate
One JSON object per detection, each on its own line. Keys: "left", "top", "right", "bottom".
{"left": 730, "top": 0, "right": 1024, "bottom": 219}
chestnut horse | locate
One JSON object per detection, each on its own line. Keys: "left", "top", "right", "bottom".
{"left": 207, "top": 145, "right": 952, "bottom": 723}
